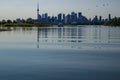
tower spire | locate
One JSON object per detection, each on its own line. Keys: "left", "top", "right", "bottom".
{"left": 37, "top": 3, "right": 39, "bottom": 20}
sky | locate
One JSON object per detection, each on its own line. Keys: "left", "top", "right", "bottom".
{"left": 0, "top": 0, "right": 120, "bottom": 20}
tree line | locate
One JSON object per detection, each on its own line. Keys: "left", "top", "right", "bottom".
{"left": 0, "top": 17, "right": 120, "bottom": 27}
{"left": 0, "top": 19, "right": 53, "bottom": 27}
{"left": 104, "top": 17, "right": 120, "bottom": 26}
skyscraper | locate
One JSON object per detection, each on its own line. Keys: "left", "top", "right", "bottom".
{"left": 63, "top": 14, "right": 65, "bottom": 23}
{"left": 45, "top": 13, "right": 48, "bottom": 22}
{"left": 78, "top": 12, "right": 82, "bottom": 19}
{"left": 108, "top": 14, "right": 111, "bottom": 21}
{"left": 58, "top": 13, "right": 62, "bottom": 22}
{"left": 66, "top": 14, "right": 71, "bottom": 23}
{"left": 99, "top": 16, "right": 102, "bottom": 22}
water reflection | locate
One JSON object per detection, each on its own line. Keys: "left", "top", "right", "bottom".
{"left": 37, "top": 27, "right": 81, "bottom": 48}
{"left": 0, "top": 26, "right": 120, "bottom": 80}
{"left": 37, "top": 26, "right": 120, "bottom": 50}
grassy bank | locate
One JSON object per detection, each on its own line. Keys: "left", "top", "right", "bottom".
{"left": 1, "top": 22, "right": 53, "bottom": 27}
{"left": 0, "top": 28, "right": 11, "bottom": 31}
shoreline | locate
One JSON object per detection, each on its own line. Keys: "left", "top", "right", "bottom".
{"left": 0, "top": 29, "right": 11, "bottom": 31}
{"left": 0, "top": 23, "right": 120, "bottom": 27}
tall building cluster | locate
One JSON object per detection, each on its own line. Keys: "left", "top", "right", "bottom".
{"left": 92, "top": 14, "right": 111, "bottom": 24}
{"left": 37, "top": 12, "right": 89, "bottom": 24}
{"left": 35, "top": 4, "right": 111, "bottom": 24}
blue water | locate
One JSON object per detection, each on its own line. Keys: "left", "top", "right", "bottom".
{"left": 0, "top": 26, "right": 120, "bottom": 80}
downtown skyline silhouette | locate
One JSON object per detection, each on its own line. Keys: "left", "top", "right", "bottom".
{"left": 0, "top": 3, "right": 112, "bottom": 26}
{"left": 0, "top": 0, "right": 120, "bottom": 20}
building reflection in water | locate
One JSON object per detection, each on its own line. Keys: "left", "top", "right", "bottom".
{"left": 37, "top": 26, "right": 120, "bottom": 50}
{"left": 37, "top": 27, "right": 82, "bottom": 49}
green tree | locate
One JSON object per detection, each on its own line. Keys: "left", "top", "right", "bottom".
{"left": 21, "top": 19, "right": 26, "bottom": 23}
{"left": 1, "top": 20, "right": 6, "bottom": 24}
{"left": 118, "top": 17, "right": 120, "bottom": 26}
{"left": 7, "top": 20, "right": 12, "bottom": 23}
{"left": 104, "top": 17, "right": 120, "bottom": 26}
{"left": 26, "top": 20, "right": 33, "bottom": 24}
{"left": 13, "top": 20, "right": 17, "bottom": 23}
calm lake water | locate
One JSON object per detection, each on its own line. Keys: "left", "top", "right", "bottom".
{"left": 0, "top": 25, "right": 120, "bottom": 80}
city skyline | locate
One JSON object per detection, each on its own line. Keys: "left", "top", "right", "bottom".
{"left": 0, "top": 0, "right": 120, "bottom": 20}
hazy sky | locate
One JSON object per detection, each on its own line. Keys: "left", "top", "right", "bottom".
{"left": 0, "top": 0, "right": 120, "bottom": 20}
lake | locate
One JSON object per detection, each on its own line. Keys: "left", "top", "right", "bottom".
{"left": 0, "top": 25, "right": 120, "bottom": 80}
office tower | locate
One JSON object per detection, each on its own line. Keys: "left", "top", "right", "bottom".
{"left": 45, "top": 13, "right": 48, "bottom": 22}
{"left": 75, "top": 13, "right": 77, "bottom": 22}
{"left": 71, "top": 12, "right": 75, "bottom": 22}
{"left": 78, "top": 12, "right": 82, "bottom": 19}
{"left": 70, "top": 12, "right": 77, "bottom": 23}
{"left": 58, "top": 13, "right": 62, "bottom": 22}
{"left": 108, "top": 14, "right": 111, "bottom": 21}
{"left": 45, "top": 13, "right": 48, "bottom": 19}
{"left": 93, "top": 16, "right": 98, "bottom": 22}
{"left": 54, "top": 16, "right": 58, "bottom": 23}
{"left": 63, "top": 14, "right": 65, "bottom": 23}
{"left": 42, "top": 14, "right": 45, "bottom": 18}
{"left": 99, "top": 16, "right": 102, "bottom": 22}
{"left": 66, "top": 14, "right": 71, "bottom": 23}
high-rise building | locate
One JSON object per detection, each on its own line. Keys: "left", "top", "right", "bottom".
{"left": 108, "top": 14, "right": 111, "bottom": 21}
{"left": 99, "top": 16, "right": 102, "bottom": 22}
{"left": 63, "top": 14, "right": 65, "bottom": 23}
{"left": 58, "top": 13, "right": 62, "bottom": 22}
{"left": 92, "top": 16, "right": 99, "bottom": 24}
{"left": 45, "top": 13, "right": 48, "bottom": 19}
{"left": 66, "top": 14, "right": 71, "bottom": 23}
{"left": 78, "top": 12, "right": 82, "bottom": 18}
{"left": 70, "top": 12, "right": 77, "bottom": 23}
{"left": 42, "top": 14, "right": 45, "bottom": 18}
{"left": 75, "top": 13, "right": 77, "bottom": 22}
{"left": 71, "top": 12, "right": 75, "bottom": 22}
{"left": 45, "top": 13, "right": 48, "bottom": 22}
